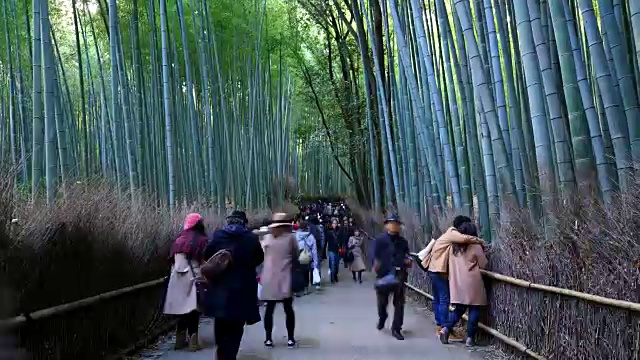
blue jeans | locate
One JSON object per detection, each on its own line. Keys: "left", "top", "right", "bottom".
{"left": 328, "top": 251, "right": 340, "bottom": 281}
{"left": 444, "top": 304, "right": 482, "bottom": 339}
{"left": 429, "top": 271, "right": 450, "bottom": 326}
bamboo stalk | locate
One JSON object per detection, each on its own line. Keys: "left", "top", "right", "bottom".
{"left": 405, "top": 282, "right": 546, "bottom": 360}
{"left": 0, "top": 277, "right": 166, "bottom": 330}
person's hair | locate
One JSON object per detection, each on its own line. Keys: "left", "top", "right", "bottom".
{"left": 453, "top": 215, "right": 472, "bottom": 228}
{"left": 192, "top": 219, "right": 206, "bottom": 234}
{"left": 299, "top": 220, "right": 310, "bottom": 231}
{"left": 452, "top": 222, "right": 478, "bottom": 256}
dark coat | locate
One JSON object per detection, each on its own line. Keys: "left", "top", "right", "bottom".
{"left": 202, "top": 225, "right": 264, "bottom": 324}
{"left": 325, "top": 228, "right": 343, "bottom": 253}
{"left": 370, "top": 232, "right": 410, "bottom": 278}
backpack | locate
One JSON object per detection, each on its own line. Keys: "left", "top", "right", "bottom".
{"left": 201, "top": 249, "right": 232, "bottom": 283}
{"left": 298, "top": 234, "right": 312, "bottom": 265}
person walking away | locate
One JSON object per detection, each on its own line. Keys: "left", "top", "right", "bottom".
{"left": 371, "top": 215, "right": 411, "bottom": 340}
{"left": 308, "top": 215, "right": 324, "bottom": 289}
{"left": 202, "top": 211, "right": 264, "bottom": 360}
{"left": 439, "top": 222, "right": 488, "bottom": 347}
{"left": 338, "top": 220, "right": 350, "bottom": 269}
{"left": 294, "top": 220, "right": 319, "bottom": 295}
{"left": 325, "top": 219, "right": 342, "bottom": 283}
{"left": 426, "top": 215, "right": 484, "bottom": 339}
{"left": 163, "top": 213, "right": 208, "bottom": 351}
{"left": 348, "top": 229, "right": 367, "bottom": 283}
{"left": 260, "top": 213, "right": 299, "bottom": 348}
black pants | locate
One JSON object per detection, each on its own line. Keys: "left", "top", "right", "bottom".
{"left": 376, "top": 271, "right": 407, "bottom": 331}
{"left": 214, "top": 318, "right": 245, "bottom": 360}
{"left": 352, "top": 270, "right": 363, "bottom": 282}
{"left": 176, "top": 310, "right": 199, "bottom": 335}
{"left": 264, "top": 297, "right": 295, "bottom": 341}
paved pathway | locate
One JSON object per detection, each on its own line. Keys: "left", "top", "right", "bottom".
{"left": 139, "top": 271, "right": 492, "bottom": 360}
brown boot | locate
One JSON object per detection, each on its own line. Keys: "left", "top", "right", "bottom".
{"left": 174, "top": 330, "right": 188, "bottom": 350}
{"left": 448, "top": 328, "right": 465, "bottom": 342}
{"left": 188, "top": 333, "right": 202, "bottom": 352}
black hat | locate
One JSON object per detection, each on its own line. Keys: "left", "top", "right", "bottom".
{"left": 384, "top": 214, "right": 402, "bottom": 224}
{"left": 227, "top": 210, "right": 248, "bottom": 224}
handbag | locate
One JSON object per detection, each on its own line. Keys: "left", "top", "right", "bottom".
{"left": 201, "top": 249, "right": 233, "bottom": 283}
{"left": 344, "top": 250, "right": 354, "bottom": 263}
{"left": 374, "top": 270, "right": 400, "bottom": 291}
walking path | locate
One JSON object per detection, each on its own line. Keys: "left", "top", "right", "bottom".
{"left": 139, "top": 270, "right": 495, "bottom": 360}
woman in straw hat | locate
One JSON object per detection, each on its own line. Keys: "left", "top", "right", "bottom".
{"left": 259, "top": 213, "right": 299, "bottom": 348}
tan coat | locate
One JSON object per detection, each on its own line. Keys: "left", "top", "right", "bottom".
{"left": 448, "top": 244, "right": 488, "bottom": 305}
{"left": 163, "top": 253, "right": 201, "bottom": 315}
{"left": 348, "top": 236, "right": 367, "bottom": 272}
{"left": 425, "top": 227, "right": 482, "bottom": 273}
{"left": 259, "top": 232, "right": 298, "bottom": 301}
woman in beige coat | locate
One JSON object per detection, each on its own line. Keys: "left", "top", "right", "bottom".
{"left": 163, "top": 213, "right": 208, "bottom": 351}
{"left": 259, "top": 213, "right": 299, "bottom": 348}
{"left": 438, "top": 222, "right": 488, "bottom": 347}
{"left": 347, "top": 229, "right": 367, "bottom": 283}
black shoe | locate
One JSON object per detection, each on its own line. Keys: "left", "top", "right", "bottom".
{"left": 264, "top": 339, "right": 274, "bottom": 348}
{"left": 392, "top": 330, "right": 405, "bottom": 340}
{"left": 287, "top": 339, "right": 296, "bottom": 348}
{"left": 376, "top": 319, "right": 385, "bottom": 330}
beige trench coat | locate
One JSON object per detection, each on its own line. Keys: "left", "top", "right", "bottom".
{"left": 163, "top": 253, "right": 201, "bottom": 315}
{"left": 347, "top": 236, "right": 367, "bottom": 272}
{"left": 259, "top": 232, "right": 298, "bottom": 301}
{"left": 448, "top": 244, "right": 488, "bottom": 306}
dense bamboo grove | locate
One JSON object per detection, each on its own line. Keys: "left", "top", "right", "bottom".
{"left": 0, "top": 0, "right": 320, "bottom": 211}
{"left": 2, "top": 0, "right": 640, "bottom": 241}
{"left": 292, "top": 0, "right": 640, "bottom": 241}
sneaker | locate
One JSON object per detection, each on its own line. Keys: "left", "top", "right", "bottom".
{"left": 391, "top": 330, "right": 405, "bottom": 340}
{"left": 287, "top": 339, "right": 296, "bottom": 348}
{"left": 465, "top": 337, "right": 475, "bottom": 347}
{"left": 439, "top": 327, "right": 450, "bottom": 344}
{"left": 264, "top": 339, "right": 274, "bottom": 348}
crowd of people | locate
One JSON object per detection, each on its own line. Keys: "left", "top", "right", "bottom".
{"left": 161, "top": 202, "right": 489, "bottom": 359}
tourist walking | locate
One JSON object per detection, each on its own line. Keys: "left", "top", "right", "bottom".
{"left": 371, "top": 215, "right": 411, "bottom": 340}
{"left": 260, "top": 213, "right": 299, "bottom": 348}
{"left": 348, "top": 228, "right": 367, "bottom": 283}
{"left": 294, "top": 220, "right": 319, "bottom": 295}
{"left": 202, "top": 211, "right": 264, "bottom": 360}
{"left": 439, "top": 222, "right": 488, "bottom": 347}
{"left": 325, "top": 219, "right": 342, "bottom": 283}
{"left": 425, "top": 215, "right": 484, "bottom": 339}
{"left": 163, "top": 213, "right": 208, "bottom": 351}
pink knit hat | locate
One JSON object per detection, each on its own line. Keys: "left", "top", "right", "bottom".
{"left": 183, "top": 213, "right": 202, "bottom": 230}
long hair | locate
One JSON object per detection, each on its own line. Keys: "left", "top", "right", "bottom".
{"left": 452, "top": 222, "right": 479, "bottom": 256}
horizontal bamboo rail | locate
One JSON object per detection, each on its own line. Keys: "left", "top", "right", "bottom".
{"left": 404, "top": 282, "right": 546, "bottom": 360}
{"left": 408, "top": 253, "right": 640, "bottom": 312}
{"left": 0, "top": 277, "right": 166, "bottom": 330}
{"left": 479, "top": 270, "right": 640, "bottom": 312}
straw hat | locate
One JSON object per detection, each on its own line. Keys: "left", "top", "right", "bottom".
{"left": 268, "top": 213, "right": 293, "bottom": 228}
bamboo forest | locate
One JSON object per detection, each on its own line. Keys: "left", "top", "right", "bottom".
{"left": 1, "top": 0, "right": 640, "bottom": 241}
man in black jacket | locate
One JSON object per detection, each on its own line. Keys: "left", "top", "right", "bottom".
{"left": 371, "top": 215, "right": 411, "bottom": 340}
